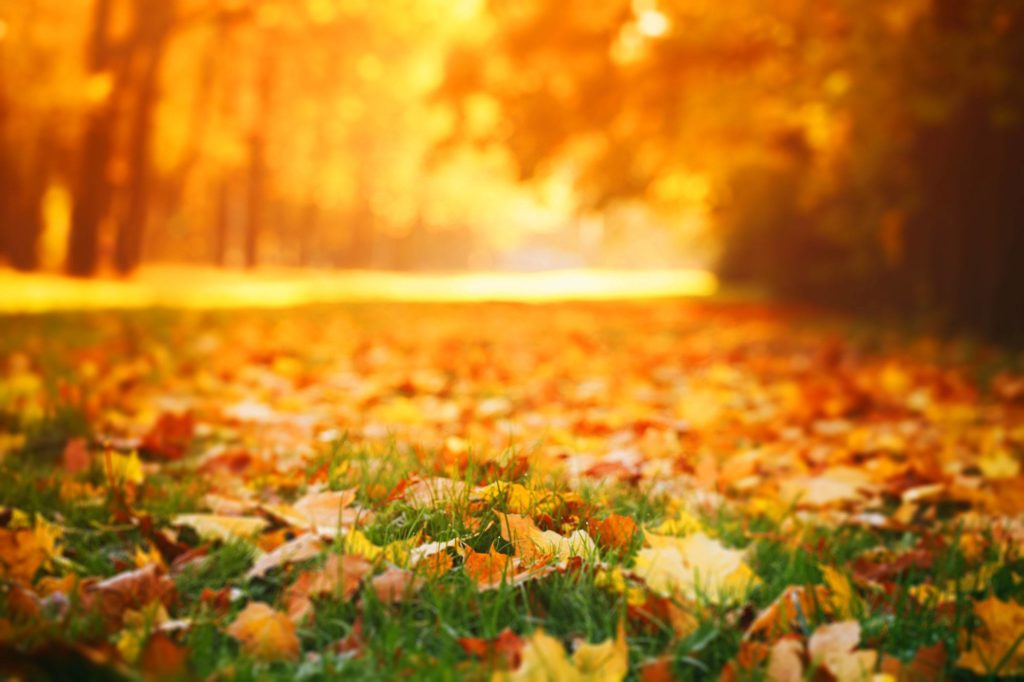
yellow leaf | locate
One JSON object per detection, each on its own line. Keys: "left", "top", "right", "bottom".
{"left": 476, "top": 482, "right": 537, "bottom": 514}
{"left": 173, "top": 514, "right": 268, "bottom": 543}
{"left": 573, "top": 623, "right": 628, "bottom": 682}
{"left": 822, "top": 566, "right": 857, "bottom": 619}
{"left": 650, "top": 511, "right": 703, "bottom": 537}
{"left": 226, "top": 602, "right": 300, "bottom": 662}
{"left": 957, "top": 597, "right": 1024, "bottom": 676}
{"left": 978, "top": 448, "right": 1020, "bottom": 479}
{"left": 500, "top": 513, "right": 596, "bottom": 565}
{"left": 0, "top": 515, "right": 62, "bottom": 582}
{"left": 104, "top": 450, "right": 144, "bottom": 485}
{"left": 493, "top": 627, "right": 627, "bottom": 682}
{"left": 635, "top": 533, "right": 758, "bottom": 602}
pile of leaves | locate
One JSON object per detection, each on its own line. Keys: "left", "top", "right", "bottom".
{"left": 1, "top": 302, "right": 1023, "bottom": 680}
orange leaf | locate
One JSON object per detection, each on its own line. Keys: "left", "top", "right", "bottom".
{"left": 370, "top": 567, "right": 424, "bottom": 604}
{"left": 590, "top": 514, "right": 638, "bottom": 552}
{"left": 464, "top": 547, "right": 515, "bottom": 590}
{"left": 226, "top": 602, "right": 300, "bottom": 662}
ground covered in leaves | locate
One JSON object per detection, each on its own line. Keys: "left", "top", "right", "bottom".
{"left": 2, "top": 301, "right": 1024, "bottom": 681}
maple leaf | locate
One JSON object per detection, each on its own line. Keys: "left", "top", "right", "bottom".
{"left": 464, "top": 547, "right": 517, "bottom": 590}
{"left": 957, "top": 597, "right": 1024, "bottom": 676}
{"left": 808, "top": 620, "right": 878, "bottom": 682}
{"left": 460, "top": 628, "right": 525, "bottom": 669}
{"left": 138, "top": 632, "right": 188, "bottom": 679}
{"left": 476, "top": 482, "right": 541, "bottom": 514}
{"left": 766, "top": 637, "right": 804, "bottom": 682}
{"left": 246, "top": 532, "right": 323, "bottom": 578}
{"left": 284, "top": 553, "right": 373, "bottom": 621}
{"left": 62, "top": 437, "right": 91, "bottom": 474}
{"left": 226, "top": 602, "right": 301, "bottom": 662}
{"left": 84, "top": 564, "right": 175, "bottom": 629}
{"left": 103, "top": 450, "right": 145, "bottom": 486}
{"left": 370, "top": 567, "right": 424, "bottom": 603}
{"left": 747, "top": 585, "right": 827, "bottom": 640}
{"left": 492, "top": 626, "right": 628, "bottom": 682}
{"left": 780, "top": 467, "right": 875, "bottom": 508}
{"left": 395, "top": 477, "right": 470, "bottom": 507}
{"left": 589, "top": 514, "right": 638, "bottom": 552}
{"left": 172, "top": 514, "right": 268, "bottom": 543}
{"left": 140, "top": 412, "right": 194, "bottom": 460}
{"left": 499, "top": 513, "right": 596, "bottom": 566}
{"left": 263, "top": 488, "right": 364, "bottom": 536}
{"left": 634, "top": 533, "right": 758, "bottom": 602}
{"left": 0, "top": 516, "right": 62, "bottom": 583}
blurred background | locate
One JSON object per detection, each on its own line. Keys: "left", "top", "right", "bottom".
{"left": 0, "top": 0, "right": 1021, "bottom": 339}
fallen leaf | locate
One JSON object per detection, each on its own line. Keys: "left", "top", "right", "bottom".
{"left": 465, "top": 547, "right": 516, "bottom": 590}
{"left": 370, "top": 567, "right": 424, "bottom": 603}
{"left": 226, "top": 602, "right": 300, "bottom": 662}
{"left": 590, "top": 514, "right": 638, "bottom": 552}
{"left": 284, "top": 553, "right": 373, "bottom": 621}
{"left": 460, "top": 628, "right": 525, "bottom": 669}
{"left": 0, "top": 518, "right": 61, "bottom": 583}
{"left": 500, "top": 513, "right": 596, "bottom": 566}
{"left": 172, "top": 514, "right": 268, "bottom": 543}
{"left": 957, "top": 597, "right": 1024, "bottom": 676}
{"left": 635, "top": 533, "right": 758, "bottom": 602}
{"left": 141, "top": 412, "right": 194, "bottom": 460}
{"left": 808, "top": 620, "right": 877, "bottom": 682}
{"left": 767, "top": 637, "right": 804, "bottom": 682}
{"left": 62, "top": 437, "right": 91, "bottom": 474}
{"left": 492, "top": 626, "right": 627, "bottom": 682}
{"left": 246, "top": 533, "right": 322, "bottom": 578}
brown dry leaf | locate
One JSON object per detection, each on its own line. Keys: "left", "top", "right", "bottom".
{"left": 590, "top": 514, "right": 639, "bottom": 552}
{"left": 808, "top": 620, "right": 878, "bottom": 682}
{"left": 141, "top": 412, "right": 194, "bottom": 461}
{"left": 63, "top": 437, "right": 91, "bottom": 474}
{"left": 138, "top": 632, "right": 188, "bottom": 679}
{"left": 459, "top": 628, "right": 525, "bottom": 669}
{"left": 226, "top": 602, "right": 300, "bottom": 662}
{"left": 957, "top": 597, "right": 1024, "bottom": 676}
{"left": 881, "top": 641, "right": 946, "bottom": 680}
{"left": 246, "top": 532, "right": 322, "bottom": 578}
{"left": 284, "top": 553, "right": 372, "bottom": 621}
{"left": 85, "top": 564, "right": 175, "bottom": 628}
{"left": 263, "top": 488, "right": 362, "bottom": 536}
{"left": 766, "top": 637, "right": 804, "bottom": 682}
{"left": 370, "top": 567, "right": 424, "bottom": 603}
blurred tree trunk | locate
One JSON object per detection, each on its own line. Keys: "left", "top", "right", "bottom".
{"left": 244, "top": 132, "right": 266, "bottom": 269}
{"left": 0, "top": 95, "right": 18, "bottom": 266}
{"left": 113, "top": 0, "right": 175, "bottom": 274}
{"left": 68, "top": 0, "right": 117, "bottom": 277}
{"left": 244, "top": 48, "right": 274, "bottom": 269}
{"left": 213, "top": 178, "right": 231, "bottom": 266}
{"left": 6, "top": 129, "right": 54, "bottom": 270}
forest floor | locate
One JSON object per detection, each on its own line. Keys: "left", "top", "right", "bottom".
{"left": 1, "top": 298, "right": 1023, "bottom": 680}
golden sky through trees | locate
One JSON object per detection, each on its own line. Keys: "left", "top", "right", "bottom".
{"left": 0, "top": 0, "right": 720, "bottom": 276}
{"left": 1, "top": 0, "right": 1021, "bottom": 338}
